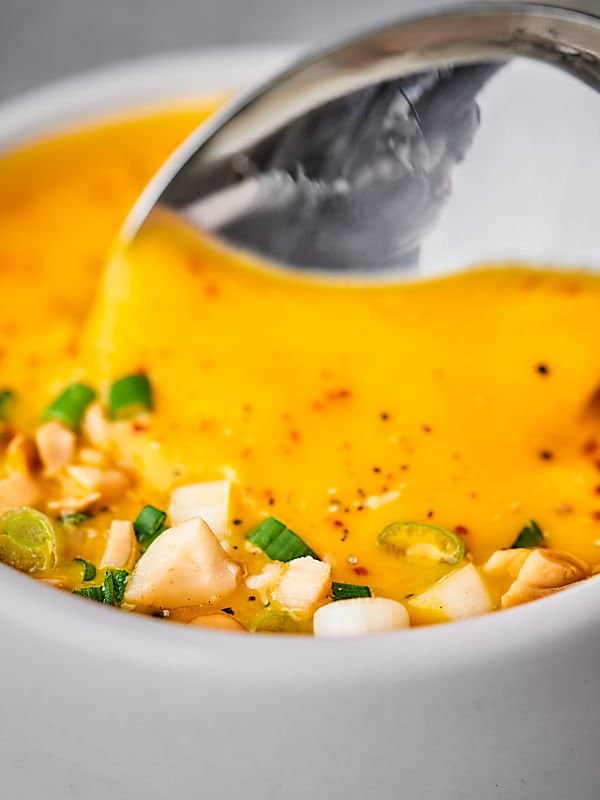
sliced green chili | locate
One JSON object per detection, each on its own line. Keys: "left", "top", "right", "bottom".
{"left": 133, "top": 504, "right": 167, "bottom": 551}
{"left": 0, "top": 507, "right": 57, "bottom": 572}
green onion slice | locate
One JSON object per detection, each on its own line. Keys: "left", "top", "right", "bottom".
{"left": 62, "top": 511, "right": 92, "bottom": 526}
{"left": 73, "top": 585, "right": 104, "bottom": 602}
{"left": 73, "top": 569, "right": 129, "bottom": 605}
{"left": 43, "top": 383, "right": 96, "bottom": 430}
{"left": 73, "top": 558, "right": 97, "bottom": 582}
{"left": 133, "top": 504, "right": 167, "bottom": 551}
{"left": 108, "top": 374, "right": 153, "bottom": 420}
{"left": 0, "top": 507, "right": 57, "bottom": 572}
{"left": 247, "top": 516, "right": 317, "bottom": 562}
{"left": 377, "top": 521, "right": 465, "bottom": 565}
{"left": 250, "top": 610, "right": 300, "bottom": 634}
{"left": 511, "top": 519, "right": 544, "bottom": 549}
{"left": 0, "top": 389, "right": 15, "bottom": 421}
{"left": 331, "top": 581, "right": 372, "bottom": 601}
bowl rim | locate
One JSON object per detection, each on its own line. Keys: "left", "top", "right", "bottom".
{"left": 1, "top": 41, "right": 599, "bottom": 685}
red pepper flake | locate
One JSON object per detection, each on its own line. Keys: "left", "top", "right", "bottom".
{"left": 242, "top": 403, "right": 252, "bottom": 413}
{"left": 593, "top": 511, "right": 600, "bottom": 521}
{"left": 357, "top": 488, "right": 366, "bottom": 498}
{"left": 582, "top": 439, "right": 597, "bottom": 455}
{"left": 132, "top": 421, "right": 148, "bottom": 433}
{"left": 595, "top": 459, "right": 600, "bottom": 472}
{"left": 427, "top": 510, "right": 434, "bottom": 519}
{"left": 594, "top": 486, "right": 600, "bottom": 495}
{"left": 289, "top": 429, "right": 301, "bottom": 443}
{"left": 372, "top": 466, "right": 381, "bottom": 474}
{"left": 353, "top": 566, "right": 369, "bottom": 577}
{"left": 421, "top": 424, "right": 432, "bottom": 433}
{"left": 332, "top": 520, "right": 344, "bottom": 528}
{"left": 535, "top": 363, "right": 550, "bottom": 376}
{"left": 379, "top": 411, "right": 391, "bottom": 421}
{"left": 232, "top": 518, "right": 243, "bottom": 526}
{"left": 311, "top": 400, "right": 325, "bottom": 412}
{"left": 400, "top": 464, "right": 410, "bottom": 471}
{"left": 454, "top": 525, "right": 469, "bottom": 535}
{"left": 327, "top": 388, "right": 352, "bottom": 401}
{"left": 203, "top": 282, "right": 220, "bottom": 298}
{"left": 268, "top": 497, "right": 275, "bottom": 506}
{"left": 248, "top": 595, "right": 256, "bottom": 602}
{"left": 539, "top": 450, "right": 554, "bottom": 461}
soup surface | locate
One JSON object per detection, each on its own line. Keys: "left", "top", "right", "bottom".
{"left": 0, "top": 102, "right": 599, "bottom": 635}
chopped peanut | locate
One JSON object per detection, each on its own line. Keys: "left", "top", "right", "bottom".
{"left": 5, "top": 433, "right": 38, "bottom": 475}
{"left": 100, "top": 520, "right": 137, "bottom": 570}
{"left": 48, "top": 492, "right": 101, "bottom": 514}
{"left": 124, "top": 517, "right": 239, "bottom": 608}
{"left": 501, "top": 549, "right": 590, "bottom": 608}
{"left": 35, "top": 421, "right": 76, "bottom": 476}
{"left": 67, "top": 465, "right": 131, "bottom": 505}
{"left": 188, "top": 613, "right": 246, "bottom": 632}
{"left": 272, "top": 556, "right": 331, "bottom": 616}
{"left": 82, "top": 402, "right": 111, "bottom": 448}
{"left": 0, "top": 472, "right": 40, "bottom": 512}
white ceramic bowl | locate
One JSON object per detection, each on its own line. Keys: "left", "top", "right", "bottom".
{"left": 1, "top": 49, "right": 600, "bottom": 800}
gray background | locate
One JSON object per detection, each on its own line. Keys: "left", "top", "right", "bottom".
{"left": 0, "top": 0, "right": 599, "bottom": 102}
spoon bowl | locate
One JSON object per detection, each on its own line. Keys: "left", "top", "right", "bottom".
{"left": 124, "top": 2, "right": 600, "bottom": 278}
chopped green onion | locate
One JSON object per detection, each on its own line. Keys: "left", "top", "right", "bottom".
{"left": 0, "top": 508, "right": 57, "bottom": 573}
{"left": 43, "top": 383, "right": 96, "bottom": 430}
{"left": 108, "top": 373, "right": 153, "bottom": 420}
{"left": 250, "top": 610, "right": 300, "bottom": 633}
{"left": 73, "top": 558, "right": 96, "bottom": 582}
{"left": 62, "top": 511, "right": 92, "bottom": 526}
{"left": 133, "top": 504, "right": 167, "bottom": 551}
{"left": 377, "top": 521, "right": 465, "bottom": 565}
{"left": 331, "top": 581, "right": 372, "bottom": 601}
{"left": 247, "top": 516, "right": 317, "bottom": 562}
{"left": 0, "top": 389, "right": 15, "bottom": 421}
{"left": 103, "top": 569, "right": 129, "bottom": 604}
{"left": 512, "top": 519, "right": 544, "bottom": 548}
{"left": 73, "top": 569, "right": 129, "bottom": 605}
{"left": 73, "top": 585, "right": 104, "bottom": 602}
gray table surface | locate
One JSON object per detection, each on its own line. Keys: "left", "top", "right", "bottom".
{"left": 1, "top": 0, "right": 599, "bottom": 103}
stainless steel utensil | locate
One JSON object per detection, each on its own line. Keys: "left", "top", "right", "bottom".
{"left": 125, "top": 3, "right": 600, "bottom": 277}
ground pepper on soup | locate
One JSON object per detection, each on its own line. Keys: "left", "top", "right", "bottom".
{"left": 0, "top": 102, "right": 598, "bottom": 635}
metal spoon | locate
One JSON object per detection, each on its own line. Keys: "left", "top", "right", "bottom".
{"left": 123, "top": 2, "right": 600, "bottom": 277}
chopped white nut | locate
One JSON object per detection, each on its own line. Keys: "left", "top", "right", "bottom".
{"left": 314, "top": 597, "right": 409, "bottom": 637}
{"left": 82, "top": 402, "right": 111, "bottom": 448}
{"left": 188, "top": 613, "right": 246, "bottom": 632}
{"left": 245, "top": 563, "right": 284, "bottom": 602}
{"left": 483, "top": 548, "right": 530, "bottom": 579}
{"left": 409, "top": 563, "right": 493, "bottom": 623}
{"left": 124, "top": 517, "right": 239, "bottom": 608}
{"left": 67, "top": 465, "right": 131, "bottom": 505}
{"left": 35, "top": 421, "right": 76, "bottom": 476}
{"left": 0, "top": 472, "right": 40, "bottom": 513}
{"left": 501, "top": 549, "right": 590, "bottom": 608}
{"left": 168, "top": 480, "right": 230, "bottom": 537}
{"left": 272, "top": 556, "right": 331, "bottom": 616}
{"left": 100, "top": 520, "right": 137, "bottom": 569}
